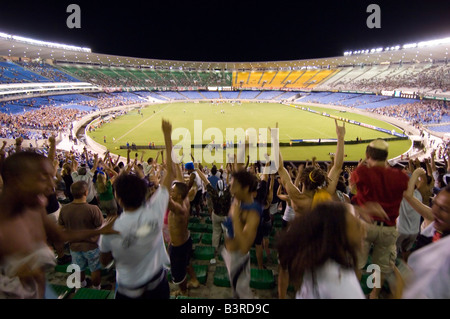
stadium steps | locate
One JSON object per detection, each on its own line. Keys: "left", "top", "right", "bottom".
{"left": 346, "top": 66, "right": 374, "bottom": 83}
{"left": 191, "top": 232, "right": 202, "bottom": 244}
{"left": 268, "top": 71, "right": 278, "bottom": 85}
{"left": 315, "top": 68, "right": 341, "bottom": 87}
{"left": 258, "top": 71, "right": 265, "bottom": 85}
{"left": 326, "top": 67, "right": 354, "bottom": 87}
{"left": 254, "top": 91, "right": 264, "bottom": 99}
{"left": 281, "top": 71, "right": 292, "bottom": 84}
{"left": 304, "top": 70, "right": 322, "bottom": 88}
{"left": 212, "top": 266, "right": 275, "bottom": 290}
{"left": 250, "top": 269, "right": 275, "bottom": 289}
{"left": 213, "top": 266, "right": 231, "bottom": 287}
{"left": 289, "top": 70, "right": 307, "bottom": 86}
{"left": 273, "top": 91, "right": 288, "bottom": 99}
{"left": 193, "top": 245, "right": 215, "bottom": 260}
{"left": 177, "top": 91, "right": 190, "bottom": 99}
{"left": 246, "top": 72, "right": 251, "bottom": 85}
{"left": 201, "top": 233, "right": 212, "bottom": 245}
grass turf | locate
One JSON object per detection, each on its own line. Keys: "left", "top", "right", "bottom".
{"left": 88, "top": 102, "right": 411, "bottom": 164}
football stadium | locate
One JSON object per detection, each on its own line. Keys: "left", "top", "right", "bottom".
{"left": 0, "top": 1, "right": 449, "bottom": 304}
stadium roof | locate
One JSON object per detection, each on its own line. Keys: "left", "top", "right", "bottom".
{"left": 0, "top": 33, "right": 448, "bottom": 70}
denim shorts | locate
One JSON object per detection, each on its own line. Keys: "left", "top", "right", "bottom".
{"left": 70, "top": 248, "right": 102, "bottom": 273}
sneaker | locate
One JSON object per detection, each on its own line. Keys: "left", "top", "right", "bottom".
{"left": 57, "top": 254, "right": 72, "bottom": 265}
{"left": 210, "top": 258, "right": 216, "bottom": 264}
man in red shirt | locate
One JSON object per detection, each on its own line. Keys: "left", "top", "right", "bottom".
{"left": 350, "top": 139, "right": 409, "bottom": 299}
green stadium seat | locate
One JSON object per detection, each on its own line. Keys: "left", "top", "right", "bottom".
{"left": 250, "top": 268, "right": 275, "bottom": 289}
{"left": 204, "top": 224, "right": 213, "bottom": 234}
{"left": 250, "top": 248, "right": 267, "bottom": 264}
{"left": 213, "top": 266, "right": 231, "bottom": 287}
{"left": 193, "top": 246, "right": 215, "bottom": 260}
{"left": 191, "top": 264, "right": 208, "bottom": 285}
{"left": 188, "top": 223, "right": 207, "bottom": 233}
{"left": 54, "top": 264, "right": 111, "bottom": 276}
{"left": 201, "top": 233, "right": 212, "bottom": 245}
{"left": 273, "top": 219, "right": 283, "bottom": 228}
{"left": 189, "top": 217, "right": 201, "bottom": 224}
{"left": 48, "top": 284, "right": 74, "bottom": 299}
{"left": 204, "top": 217, "right": 212, "bottom": 224}
{"left": 71, "top": 288, "right": 114, "bottom": 299}
{"left": 191, "top": 232, "right": 202, "bottom": 244}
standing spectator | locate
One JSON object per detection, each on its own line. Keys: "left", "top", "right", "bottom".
{"left": 277, "top": 201, "right": 366, "bottom": 299}
{"left": 349, "top": 139, "right": 409, "bottom": 299}
{"left": 167, "top": 179, "right": 200, "bottom": 297}
{"left": 61, "top": 162, "right": 74, "bottom": 202}
{"left": 0, "top": 152, "right": 116, "bottom": 299}
{"left": 197, "top": 165, "right": 232, "bottom": 263}
{"left": 95, "top": 167, "right": 119, "bottom": 217}
{"left": 396, "top": 169, "right": 424, "bottom": 261}
{"left": 99, "top": 119, "right": 175, "bottom": 299}
{"left": 221, "top": 170, "right": 261, "bottom": 299}
{"left": 71, "top": 151, "right": 99, "bottom": 206}
{"left": 400, "top": 180, "right": 450, "bottom": 299}
{"left": 186, "top": 161, "right": 203, "bottom": 217}
{"left": 58, "top": 181, "right": 105, "bottom": 290}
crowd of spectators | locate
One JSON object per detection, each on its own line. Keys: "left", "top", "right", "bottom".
{"left": 0, "top": 119, "right": 449, "bottom": 300}
{"left": 368, "top": 100, "right": 449, "bottom": 125}
{"left": 343, "top": 63, "right": 449, "bottom": 93}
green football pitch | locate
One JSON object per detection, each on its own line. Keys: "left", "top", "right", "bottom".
{"left": 88, "top": 102, "right": 411, "bottom": 164}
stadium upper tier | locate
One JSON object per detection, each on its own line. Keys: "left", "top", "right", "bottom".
{"left": 0, "top": 57, "right": 448, "bottom": 95}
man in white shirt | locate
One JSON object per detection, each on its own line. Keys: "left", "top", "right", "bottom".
{"left": 99, "top": 119, "right": 175, "bottom": 299}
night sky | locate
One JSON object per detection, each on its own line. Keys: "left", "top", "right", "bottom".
{"left": 0, "top": 0, "right": 449, "bottom": 62}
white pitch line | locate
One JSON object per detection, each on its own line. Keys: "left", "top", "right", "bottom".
{"left": 116, "top": 104, "right": 172, "bottom": 142}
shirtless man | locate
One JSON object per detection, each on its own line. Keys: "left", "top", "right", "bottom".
{"left": 0, "top": 151, "right": 116, "bottom": 299}
{"left": 168, "top": 179, "right": 200, "bottom": 296}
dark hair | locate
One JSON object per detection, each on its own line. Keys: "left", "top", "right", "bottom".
{"left": 301, "top": 166, "right": 328, "bottom": 191}
{"left": 211, "top": 165, "right": 217, "bottom": 176}
{"left": 276, "top": 201, "right": 357, "bottom": 290}
{"left": 118, "top": 162, "right": 124, "bottom": 169}
{"left": 366, "top": 146, "right": 388, "bottom": 161}
{"left": 1, "top": 151, "right": 49, "bottom": 186}
{"left": 232, "top": 170, "right": 258, "bottom": 193}
{"left": 113, "top": 174, "right": 147, "bottom": 209}
{"left": 173, "top": 182, "right": 189, "bottom": 200}
{"left": 77, "top": 167, "right": 87, "bottom": 176}
{"left": 71, "top": 181, "right": 89, "bottom": 199}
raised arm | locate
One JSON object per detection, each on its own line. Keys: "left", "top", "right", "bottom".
{"left": 277, "top": 183, "right": 290, "bottom": 202}
{"left": 90, "top": 153, "right": 99, "bottom": 174}
{"left": 403, "top": 167, "right": 434, "bottom": 223}
{"left": 161, "top": 119, "right": 174, "bottom": 190}
{"left": 277, "top": 150, "right": 302, "bottom": 203}
{"left": 0, "top": 140, "right": 8, "bottom": 173}
{"left": 326, "top": 119, "right": 345, "bottom": 195}
{"left": 196, "top": 167, "right": 211, "bottom": 187}
{"left": 294, "top": 163, "right": 304, "bottom": 188}
{"left": 48, "top": 135, "right": 56, "bottom": 162}
{"left": 15, "top": 137, "right": 23, "bottom": 153}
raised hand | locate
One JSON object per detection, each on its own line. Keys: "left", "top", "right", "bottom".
{"left": 335, "top": 119, "right": 345, "bottom": 139}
